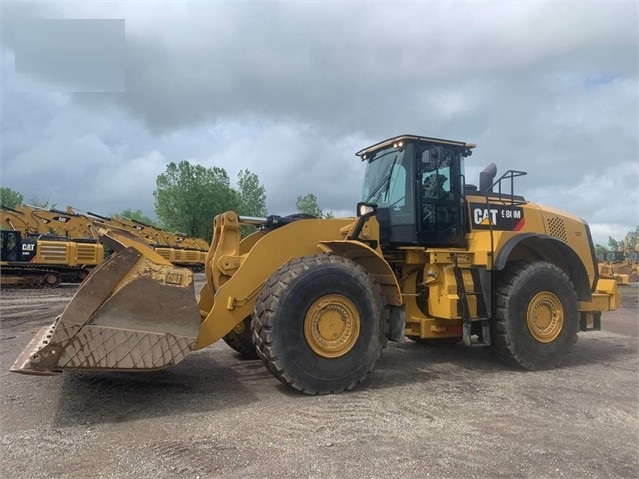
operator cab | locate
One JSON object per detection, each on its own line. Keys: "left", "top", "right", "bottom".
{"left": 357, "top": 135, "right": 474, "bottom": 247}
{"left": 0, "top": 230, "right": 37, "bottom": 262}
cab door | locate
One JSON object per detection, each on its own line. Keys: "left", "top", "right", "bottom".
{"left": 417, "top": 146, "right": 466, "bottom": 247}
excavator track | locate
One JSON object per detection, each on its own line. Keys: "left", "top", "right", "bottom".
{"left": 0, "top": 267, "right": 61, "bottom": 288}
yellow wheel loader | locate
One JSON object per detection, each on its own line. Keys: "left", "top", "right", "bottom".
{"left": 11, "top": 135, "right": 619, "bottom": 394}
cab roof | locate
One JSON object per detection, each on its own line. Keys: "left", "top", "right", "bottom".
{"left": 356, "top": 134, "right": 476, "bottom": 160}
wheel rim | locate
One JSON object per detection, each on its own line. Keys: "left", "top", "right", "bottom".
{"left": 526, "top": 291, "right": 564, "bottom": 343}
{"left": 304, "top": 294, "right": 361, "bottom": 358}
{"left": 44, "top": 273, "right": 58, "bottom": 286}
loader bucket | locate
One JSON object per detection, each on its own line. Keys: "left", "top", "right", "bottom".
{"left": 10, "top": 241, "right": 201, "bottom": 376}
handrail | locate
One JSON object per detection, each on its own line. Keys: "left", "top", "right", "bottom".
{"left": 484, "top": 170, "right": 528, "bottom": 270}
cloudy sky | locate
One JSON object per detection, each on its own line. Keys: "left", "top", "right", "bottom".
{"left": 1, "top": 1, "right": 637, "bottom": 245}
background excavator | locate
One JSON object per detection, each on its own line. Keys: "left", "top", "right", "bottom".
{"left": 85, "top": 210, "right": 208, "bottom": 271}
{"left": 0, "top": 205, "right": 104, "bottom": 286}
{"left": 11, "top": 135, "right": 619, "bottom": 394}
{"left": 0, "top": 204, "right": 209, "bottom": 286}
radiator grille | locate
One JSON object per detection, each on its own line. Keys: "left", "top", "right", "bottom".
{"left": 76, "top": 245, "right": 99, "bottom": 263}
{"left": 39, "top": 244, "right": 68, "bottom": 262}
{"left": 155, "top": 248, "right": 171, "bottom": 260}
{"left": 185, "top": 250, "right": 198, "bottom": 262}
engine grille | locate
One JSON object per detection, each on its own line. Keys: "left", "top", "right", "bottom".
{"left": 547, "top": 217, "right": 567, "bottom": 242}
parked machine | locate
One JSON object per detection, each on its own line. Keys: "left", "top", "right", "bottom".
{"left": 0, "top": 204, "right": 208, "bottom": 272}
{"left": 0, "top": 229, "right": 104, "bottom": 287}
{"left": 598, "top": 243, "right": 639, "bottom": 284}
{"left": 86, "top": 211, "right": 208, "bottom": 271}
{"left": 11, "top": 135, "right": 619, "bottom": 394}
{"left": 598, "top": 251, "right": 629, "bottom": 284}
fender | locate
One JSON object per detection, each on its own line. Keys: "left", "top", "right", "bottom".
{"left": 318, "top": 240, "right": 403, "bottom": 307}
{"left": 494, "top": 233, "right": 592, "bottom": 301}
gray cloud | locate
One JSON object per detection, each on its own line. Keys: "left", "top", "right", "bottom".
{"left": 14, "top": 19, "right": 125, "bottom": 92}
{"left": 0, "top": 1, "right": 637, "bottom": 245}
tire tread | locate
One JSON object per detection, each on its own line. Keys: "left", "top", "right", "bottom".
{"left": 252, "top": 254, "right": 386, "bottom": 394}
{"left": 491, "top": 261, "right": 579, "bottom": 370}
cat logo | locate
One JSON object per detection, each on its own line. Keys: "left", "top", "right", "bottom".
{"left": 22, "top": 243, "right": 35, "bottom": 251}
{"left": 473, "top": 208, "right": 499, "bottom": 226}
{"left": 470, "top": 203, "right": 525, "bottom": 231}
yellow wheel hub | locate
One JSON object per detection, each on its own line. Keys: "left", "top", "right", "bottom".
{"left": 526, "top": 291, "right": 564, "bottom": 343}
{"left": 304, "top": 294, "right": 361, "bottom": 358}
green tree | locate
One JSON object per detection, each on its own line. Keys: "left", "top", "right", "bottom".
{"left": 237, "top": 169, "right": 267, "bottom": 217}
{"left": 0, "top": 187, "right": 23, "bottom": 208}
{"left": 296, "top": 193, "right": 334, "bottom": 218}
{"left": 296, "top": 193, "right": 323, "bottom": 218}
{"left": 236, "top": 169, "right": 268, "bottom": 237}
{"left": 119, "top": 208, "right": 156, "bottom": 226}
{"left": 608, "top": 236, "right": 620, "bottom": 252}
{"left": 154, "top": 161, "right": 241, "bottom": 241}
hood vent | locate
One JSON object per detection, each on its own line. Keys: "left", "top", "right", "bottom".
{"left": 547, "top": 217, "right": 567, "bottom": 242}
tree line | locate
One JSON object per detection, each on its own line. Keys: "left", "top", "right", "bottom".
{"left": 1, "top": 161, "right": 331, "bottom": 242}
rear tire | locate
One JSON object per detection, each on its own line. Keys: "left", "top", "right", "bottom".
{"left": 491, "top": 262, "right": 579, "bottom": 370}
{"left": 252, "top": 254, "right": 386, "bottom": 394}
{"left": 222, "top": 317, "right": 258, "bottom": 359}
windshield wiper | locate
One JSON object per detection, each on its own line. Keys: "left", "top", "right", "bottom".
{"left": 364, "top": 173, "right": 391, "bottom": 203}
{"left": 364, "top": 154, "right": 400, "bottom": 203}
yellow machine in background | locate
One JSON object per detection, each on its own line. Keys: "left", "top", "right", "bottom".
{"left": 11, "top": 135, "right": 619, "bottom": 394}
{"left": 1, "top": 205, "right": 100, "bottom": 239}
{"left": 86, "top": 211, "right": 208, "bottom": 271}
{"left": 0, "top": 206, "right": 103, "bottom": 286}
{"left": 598, "top": 240, "right": 639, "bottom": 284}
{"left": 1, "top": 205, "right": 53, "bottom": 236}
{"left": 0, "top": 204, "right": 209, "bottom": 272}
{"left": 627, "top": 251, "right": 639, "bottom": 282}
{"left": 598, "top": 251, "right": 629, "bottom": 285}
{"left": 0, "top": 229, "right": 104, "bottom": 286}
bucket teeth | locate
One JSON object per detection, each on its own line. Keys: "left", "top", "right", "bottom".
{"left": 10, "top": 246, "right": 201, "bottom": 376}
{"left": 10, "top": 322, "right": 65, "bottom": 375}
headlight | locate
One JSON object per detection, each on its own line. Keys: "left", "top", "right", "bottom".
{"left": 356, "top": 202, "right": 377, "bottom": 217}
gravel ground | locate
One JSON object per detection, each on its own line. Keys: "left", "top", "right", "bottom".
{"left": 0, "top": 278, "right": 637, "bottom": 479}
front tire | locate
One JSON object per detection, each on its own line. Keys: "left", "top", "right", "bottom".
{"left": 491, "top": 262, "right": 579, "bottom": 370}
{"left": 252, "top": 254, "right": 386, "bottom": 394}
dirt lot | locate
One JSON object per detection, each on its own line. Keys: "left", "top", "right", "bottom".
{"left": 1, "top": 278, "right": 637, "bottom": 479}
